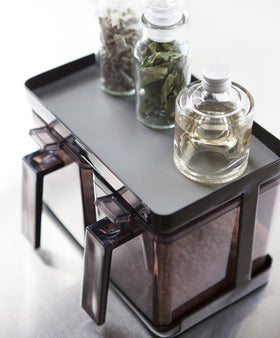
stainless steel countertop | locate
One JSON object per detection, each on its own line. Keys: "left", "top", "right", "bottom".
{"left": 2, "top": 0, "right": 280, "bottom": 337}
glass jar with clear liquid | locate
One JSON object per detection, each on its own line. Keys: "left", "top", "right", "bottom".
{"left": 174, "top": 65, "right": 254, "bottom": 184}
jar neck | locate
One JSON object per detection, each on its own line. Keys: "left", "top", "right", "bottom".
{"left": 141, "top": 13, "right": 186, "bottom": 43}
{"left": 187, "top": 83, "right": 248, "bottom": 118}
{"left": 200, "top": 89, "right": 234, "bottom": 102}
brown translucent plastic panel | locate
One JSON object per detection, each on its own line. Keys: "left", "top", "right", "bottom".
{"left": 22, "top": 150, "right": 65, "bottom": 248}
{"left": 110, "top": 200, "right": 240, "bottom": 327}
{"left": 95, "top": 195, "right": 131, "bottom": 224}
{"left": 30, "top": 127, "right": 59, "bottom": 150}
{"left": 252, "top": 177, "right": 280, "bottom": 275}
{"left": 111, "top": 235, "right": 154, "bottom": 320}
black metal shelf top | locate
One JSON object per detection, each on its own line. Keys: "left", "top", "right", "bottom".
{"left": 25, "top": 54, "right": 280, "bottom": 232}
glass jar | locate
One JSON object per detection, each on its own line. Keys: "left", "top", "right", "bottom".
{"left": 98, "top": 0, "right": 141, "bottom": 96}
{"left": 134, "top": 0, "right": 191, "bottom": 129}
{"left": 174, "top": 64, "right": 254, "bottom": 184}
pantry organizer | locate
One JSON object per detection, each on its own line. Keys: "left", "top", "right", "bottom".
{"left": 22, "top": 54, "right": 280, "bottom": 337}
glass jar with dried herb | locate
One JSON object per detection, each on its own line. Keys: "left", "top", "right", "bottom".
{"left": 134, "top": 0, "right": 191, "bottom": 129}
{"left": 98, "top": 0, "right": 141, "bottom": 96}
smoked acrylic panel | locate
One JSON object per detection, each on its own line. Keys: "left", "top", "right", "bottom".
{"left": 110, "top": 198, "right": 240, "bottom": 327}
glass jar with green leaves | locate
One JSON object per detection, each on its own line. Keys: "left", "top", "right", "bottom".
{"left": 134, "top": 0, "right": 191, "bottom": 129}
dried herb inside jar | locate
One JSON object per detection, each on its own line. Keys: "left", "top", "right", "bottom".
{"left": 138, "top": 39, "right": 188, "bottom": 126}
{"left": 99, "top": 8, "right": 140, "bottom": 94}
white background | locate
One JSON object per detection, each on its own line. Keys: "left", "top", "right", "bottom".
{"left": 1, "top": 0, "right": 280, "bottom": 337}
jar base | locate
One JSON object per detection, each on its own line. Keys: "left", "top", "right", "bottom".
{"left": 100, "top": 84, "right": 135, "bottom": 97}
{"left": 137, "top": 116, "right": 175, "bottom": 130}
{"left": 174, "top": 153, "right": 249, "bottom": 185}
